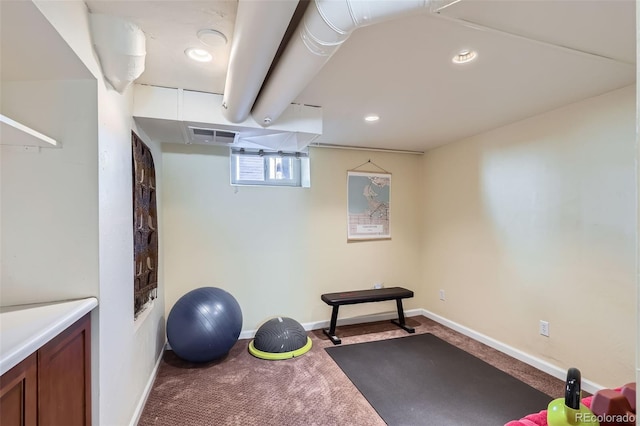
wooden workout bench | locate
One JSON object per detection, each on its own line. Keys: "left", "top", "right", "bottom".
{"left": 320, "top": 287, "right": 415, "bottom": 345}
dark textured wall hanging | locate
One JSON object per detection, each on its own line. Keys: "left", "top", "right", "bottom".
{"left": 132, "top": 131, "right": 158, "bottom": 317}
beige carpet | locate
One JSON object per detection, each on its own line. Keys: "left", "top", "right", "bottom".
{"left": 138, "top": 316, "right": 563, "bottom": 426}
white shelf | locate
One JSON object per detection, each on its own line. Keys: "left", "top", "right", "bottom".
{"left": 0, "top": 114, "right": 58, "bottom": 148}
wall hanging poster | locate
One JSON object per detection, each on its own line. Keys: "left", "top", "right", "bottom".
{"left": 132, "top": 132, "right": 158, "bottom": 317}
{"left": 347, "top": 171, "right": 391, "bottom": 241}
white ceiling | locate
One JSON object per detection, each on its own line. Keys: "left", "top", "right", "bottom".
{"left": 86, "top": 0, "right": 635, "bottom": 152}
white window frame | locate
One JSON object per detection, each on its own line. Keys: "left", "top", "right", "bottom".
{"left": 230, "top": 148, "right": 310, "bottom": 188}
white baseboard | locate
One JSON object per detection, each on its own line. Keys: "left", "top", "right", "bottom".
{"left": 129, "top": 343, "right": 165, "bottom": 426}
{"left": 420, "top": 309, "right": 605, "bottom": 395}
{"left": 240, "top": 308, "right": 605, "bottom": 394}
{"left": 187, "top": 308, "right": 606, "bottom": 396}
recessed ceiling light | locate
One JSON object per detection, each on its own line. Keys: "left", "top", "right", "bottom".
{"left": 452, "top": 49, "right": 477, "bottom": 64}
{"left": 364, "top": 114, "right": 380, "bottom": 122}
{"left": 197, "top": 29, "right": 228, "bottom": 48}
{"left": 185, "top": 47, "right": 212, "bottom": 62}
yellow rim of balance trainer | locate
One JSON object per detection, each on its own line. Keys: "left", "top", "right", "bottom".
{"left": 248, "top": 337, "right": 312, "bottom": 360}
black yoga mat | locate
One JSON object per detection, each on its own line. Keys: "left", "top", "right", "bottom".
{"left": 325, "top": 334, "right": 552, "bottom": 426}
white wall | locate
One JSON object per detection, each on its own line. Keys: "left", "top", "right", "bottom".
{"left": 636, "top": 2, "right": 639, "bottom": 408}
{"left": 162, "top": 144, "right": 422, "bottom": 330}
{"left": 420, "top": 85, "right": 636, "bottom": 387}
{"left": 1, "top": 79, "right": 99, "bottom": 305}
{"left": 162, "top": 86, "right": 635, "bottom": 388}
{"left": 3, "top": 1, "right": 633, "bottom": 422}
{"left": 31, "top": 2, "right": 166, "bottom": 425}
{"left": 96, "top": 82, "right": 166, "bottom": 426}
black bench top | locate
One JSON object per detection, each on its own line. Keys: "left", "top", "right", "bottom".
{"left": 321, "top": 287, "right": 413, "bottom": 306}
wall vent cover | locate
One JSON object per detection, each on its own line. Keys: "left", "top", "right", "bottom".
{"left": 186, "top": 126, "right": 238, "bottom": 145}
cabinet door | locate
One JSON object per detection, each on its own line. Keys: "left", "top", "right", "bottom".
{"left": 38, "top": 313, "right": 91, "bottom": 426}
{"left": 0, "top": 353, "right": 37, "bottom": 426}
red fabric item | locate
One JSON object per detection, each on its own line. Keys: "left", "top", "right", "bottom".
{"left": 504, "top": 389, "right": 619, "bottom": 426}
{"left": 504, "top": 409, "right": 548, "bottom": 426}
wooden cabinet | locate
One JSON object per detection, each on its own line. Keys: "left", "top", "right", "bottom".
{"left": 0, "top": 354, "right": 37, "bottom": 426}
{"left": 38, "top": 313, "right": 91, "bottom": 425}
{"left": 0, "top": 314, "right": 91, "bottom": 426}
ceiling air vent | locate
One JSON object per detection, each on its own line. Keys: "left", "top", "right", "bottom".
{"left": 186, "top": 126, "right": 238, "bottom": 146}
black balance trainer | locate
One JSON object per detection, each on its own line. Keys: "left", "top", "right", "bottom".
{"left": 320, "top": 287, "right": 415, "bottom": 345}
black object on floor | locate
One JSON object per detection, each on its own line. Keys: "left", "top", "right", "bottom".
{"left": 325, "top": 333, "right": 552, "bottom": 426}
{"left": 321, "top": 287, "right": 415, "bottom": 344}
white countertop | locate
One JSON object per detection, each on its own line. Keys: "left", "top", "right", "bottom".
{"left": 0, "top": 297, "right": 98, "bottom": 376}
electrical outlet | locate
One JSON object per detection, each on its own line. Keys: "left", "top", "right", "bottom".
{"left": 374, "top": 282, "right": 384, "bottom": 289}
{"left": 539, "top": 320, "right": 549, "bottom": 337}
{"left": 439, "top": 289, "right": 445, "bottom": 301}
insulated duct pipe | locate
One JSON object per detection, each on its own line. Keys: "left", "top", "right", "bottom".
{"left": 251, "top": 0, "right": 433, "bottom": 126}
{"left": 221, "top": 0, "right": 299, "bottom": 123}
{"left": 89, "top": 14, "right": 146, "bottom": 93}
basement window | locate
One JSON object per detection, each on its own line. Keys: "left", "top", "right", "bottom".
{"left": 230, "top": 148, "right": 310, "bottom": 187}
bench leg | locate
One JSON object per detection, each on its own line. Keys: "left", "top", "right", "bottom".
{"left": 323, "top": 305, "right": 342, "bottom": 345}
{"left": 391, "top": 299, "right": 415, "bottom": 334}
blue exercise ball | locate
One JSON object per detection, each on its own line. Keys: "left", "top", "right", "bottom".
{"left": 167, "top": 287, "right": 243, "bottom": 363}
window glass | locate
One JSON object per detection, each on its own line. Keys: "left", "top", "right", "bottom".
{"left": 230, "top": 148, "right": 310, "bottom": 188}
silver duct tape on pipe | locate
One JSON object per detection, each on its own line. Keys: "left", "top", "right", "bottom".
{"left": 251, "top": 0, "right": 431, "bottom": 127}
{"left": 222, "top": 0, "right": 299, "bottom": 123}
